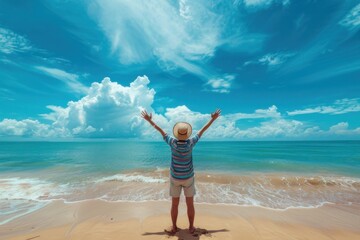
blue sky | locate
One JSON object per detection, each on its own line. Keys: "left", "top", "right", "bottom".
{"left": 0, "top": 0, "right": 359, "bottom": 140}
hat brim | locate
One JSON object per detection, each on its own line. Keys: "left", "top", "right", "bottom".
{"left": 173, "top": 122, "right": 192, "bottom": 140}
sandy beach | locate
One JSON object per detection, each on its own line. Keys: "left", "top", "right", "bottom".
{"left": 1, "top": 0, "right": 360, "bottom": 238}
{"left": 1, "top": 200, "right": 359, "bottom": 240}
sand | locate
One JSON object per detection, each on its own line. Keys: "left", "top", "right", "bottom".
{"left": 1, "top": 200, "right": 360, "bottom": 240}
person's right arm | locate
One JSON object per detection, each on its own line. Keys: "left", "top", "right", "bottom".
{"left": 141, "top": 110, "right": 166, "bottom": 137}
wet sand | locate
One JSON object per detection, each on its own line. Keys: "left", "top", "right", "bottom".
{"left": 1, "top": 200, "right": 360, "bottom": 240}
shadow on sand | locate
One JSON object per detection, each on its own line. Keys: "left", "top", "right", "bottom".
{"left": 142, "top": 228, "right": 229, "bottom": 240}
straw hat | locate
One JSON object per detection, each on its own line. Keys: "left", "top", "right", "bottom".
{"left": 173, "top": 122, "right": 192, "bottom": 140}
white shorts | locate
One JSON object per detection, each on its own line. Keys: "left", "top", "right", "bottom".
{"left": 170, "top": 176, "right": 196, "bottom": 198}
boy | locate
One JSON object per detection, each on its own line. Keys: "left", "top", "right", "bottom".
{"left": 141, "top": 109, "right": 221, "bottom": 234}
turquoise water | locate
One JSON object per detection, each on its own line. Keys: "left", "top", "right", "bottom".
{"left": 1, "top": 140, "right": 360, "bottom": 224}
{"left": 1, "top": 141, "right": 359, "bottom": 178}
{"left": 196, "top": 141, "right": 360, "bottom": 177}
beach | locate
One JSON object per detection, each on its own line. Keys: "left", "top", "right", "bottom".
{"left": 2, "top": 0, "right": 360, "bottom": 238}
{"left": 1, "top": 141, "right": 360, "bottom": 239}
{"left": 1, "top": 200, "right": 360, "bottom": 240}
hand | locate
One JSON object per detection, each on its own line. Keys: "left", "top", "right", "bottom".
{"left": 141, "top": 110, "right": 152, "bottom": 122}
{"left": 211, "top": 109, "right": 221, "bottom": 120}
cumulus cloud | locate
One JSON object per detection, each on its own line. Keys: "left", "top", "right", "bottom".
{"left": 205, "top": 106, "right": 320, "bottom": 139}
{"left": 0, "top": 76, "right": 159, "bottom": 139}
{"left": 159, "top": 105, "right": 321, "bottom": 140}
{"left": 339, "top": 3, "right": 360, "bottom": 29}
{"left": 41, "top": 76, "right": 156, "bottom": 138}
{"left": 148, "top": 104, "right": 313, "bottom": 139}
{"left": 329, "top": 122, "right": 360, "bottom": 135}
{"left": 0, "top": 27, "right": 32, "bottom": 54}
{"left": 187, "top": 113, "right": 319, "bottom": 139}
{"left": 165, "top": 106, "right": 209, "bottom": 130}
{"left": 287, "top": 98, "right": 360, "bottom": 116}
{"left": 236, "top": 119, "right": 317, "bottom": 138}
{"left": 1, "top": 76, "right": 359, "bottom": 140}
{"left": 0, "top": 119, "right": 62, "bottom": 138}
{"left": 205, "top": 74, "right": 235, "bottom": 93}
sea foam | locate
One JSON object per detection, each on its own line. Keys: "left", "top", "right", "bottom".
{"left": 95, "top": 173, "right": 167, "bottom": 183}
{"left": 1, "top": 171, "right": 360, "bottom": 225}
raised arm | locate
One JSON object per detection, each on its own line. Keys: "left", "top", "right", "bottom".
{"left": 141, "top": 110, "right": 166, "bottom": 137}
{"left": 198, "top": 109, "right": 221, "bottom": 138}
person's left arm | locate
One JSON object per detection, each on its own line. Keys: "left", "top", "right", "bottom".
{"left": 197, "top": 109, "right": 221, "bottom": 138}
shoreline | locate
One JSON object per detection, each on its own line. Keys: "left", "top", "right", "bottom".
{"left": 0, "top": 197, "right": 346, "bottom": 226}
{"left": 1, "top": 199, "right": 360, "bottom": 240}
{"left": 2, "top": 170, "right": 360, "bottom": 225}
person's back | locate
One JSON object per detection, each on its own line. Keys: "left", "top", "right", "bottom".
{"left": 141, "top": 109, "right": 221, "bottom": 235}
{"left": 164, "top": 131, "right": 200, "bottom": 180}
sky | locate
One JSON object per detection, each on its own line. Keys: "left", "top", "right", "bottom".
{"left": 0, "top": 0, "right": 359, "bottom": 140}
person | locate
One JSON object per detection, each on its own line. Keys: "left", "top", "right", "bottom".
{"left": 141, "top": 109, "right": 221, "bottom": 234}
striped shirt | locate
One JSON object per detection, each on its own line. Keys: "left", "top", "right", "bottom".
{"left": 164, "top": 133, "right": 200, "bottom": 180}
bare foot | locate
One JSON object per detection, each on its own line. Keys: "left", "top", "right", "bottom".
{"left": 189, "top": 226, "right": 196, "bottom": 234}
{"left": 164, "top": 226, "right": 179, "bottom": 235}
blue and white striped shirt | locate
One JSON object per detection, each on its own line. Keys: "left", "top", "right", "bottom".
{"left": 164, "top": 134, "right": 200, "bottom": 180}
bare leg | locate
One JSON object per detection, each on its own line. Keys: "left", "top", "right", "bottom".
{"left": 186, "top": 197, "right": 195, "bottom": 232}
{"left": 171, "top": 197, "right": 180, "bottom": 231}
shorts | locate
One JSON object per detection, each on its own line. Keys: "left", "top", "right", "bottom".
{"left": 170, "top": 176, "right": 196, "bottom": 198}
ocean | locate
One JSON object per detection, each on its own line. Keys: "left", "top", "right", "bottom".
{"left": 1, "top": 140, "right": 360, "bottom": 225}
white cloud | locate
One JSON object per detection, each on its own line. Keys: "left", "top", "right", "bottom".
{"left": 0, "top": 28, "right": 90, "bottom": 96}
{"left": 1, "top": 76, "right": 359, "bottom": 140}
{"left": 329, "top": 122, "right": 349, "bottom": 133}
{"left": 0, "top": 76, "right": 157, "bottom": 139}
{"left": 188, "top": 113, "right": 320, "bottom": 139}
{"left": 148, "top": 104, "right": 359, "bottom": 140}
{"left": 0, "top": 119, "right": 62, "bottom": 138}
{"left": 226, "top": 105, "right": 281, "bottom": 120}
{"left": 329, "top": 122, "right": 360, "bottom": 135}
{"left": 83, "top": 0, "right": 258, "bottom": 87}
{"left": 0, "top": 27, "right": 32, "bottom": 54}
{"left": 41, "top": 76, "right": 156, "bottom": 138}
{"left": 179, "top": 0, "right": 192, "bottom": 20}
{"left": 35, "top": 66, "right": 88, "bottom": 94}
{"left": 258, "top": 53, "right": 292, "bottom": 66}
{"left": 164, "top": 105, "right": 209, "bottom": 130}
{"left": 149, "top": 104, "right": 295, "bottom": 139}
{"left": 243, "top": 0, "right": 290, "bottom": 10}
{"left": 159, "top": 105, "right": 320, "bottom": 140}
{"left": 339, "top": 3, "right": 360, "bottom": 29}
{"left": 244, "top": 52, "right": 295, "bottom": 68}
{"left": 89, "top": 0, "right": 220, "bottom": 66}
{"left": 236, "top": 119, "right": 316, "bottom": 138}
{"left": 287, "top": 98, "right": 360, "bottom": 116}
{"left": 154, "top": 104, "right": 316, "bottom": 140}
{"left": 205, "top": 74, "right": 235, "bottom": 93}
{"left": 287, "top": 108, "right": 321, "bottom": 116}
{"left": 204, "top": 106, "right": 320, "bottom": 139}
{"left": 39, "top": 0, "right": 265, "bottom": 95}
